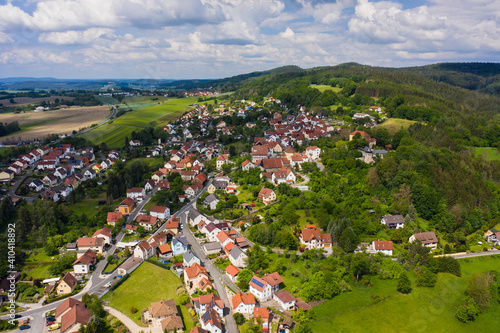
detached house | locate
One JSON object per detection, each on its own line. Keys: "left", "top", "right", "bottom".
{"left": 258, "top": 187, "right": 276, "bottom": 205}
{"left": 184, "top": 263, "right": 211, "bottom": 294}
{"left": 193, "top": 293, "right": 224, "bottom": 317}
{"left": 372, "top": 240, "right": 394, "bottom": 256}
{"left": 107, "top": 212, "right": 122, "bottom": 227}
{"left": 73, "top": 250, "right": 96, "bottom": 275}
{"left": 172, "top": 234, "right": 189, "bottom": 255}
{"left": 273, "top": 290, "right": 296, "bottom": 311}
{"left": 76, "top": 237, "right": 104, "bottom": 255}
{"left": 56, "top": 273, "right": 77, "bottom": 295}
{"left": 136, "top": 214, "right": 160, "bottom": 231}
{"left": 204, "top": 194, "right": 220, "bottom": 210}
{"left": 409, "top": 231, "right": 438, "bottom": 249}
{"left": 249, "top": 275, "right": 272, "bottom": 301}
{"left": 381, "top": 215, "right": 404, "bottom": 229}
{"left": 134, "top": 241, "right": 155, "bottom": 260}
{"left": 299, "top": 225, "right": 332, "bottom": 252}
{"left": 118, "top": 197, "right": 135, "bottom": 215}
{"left": 183, "top": 250, "right": 201, "bottom": 267}
{"left": 150, "top": 205, "right": 170, "bottom": 220}
{"left": 216, "top": 154, "right": 229, "bottom": 170}
{"left": 232, "top": 292, "right": 256, "bottom": 315}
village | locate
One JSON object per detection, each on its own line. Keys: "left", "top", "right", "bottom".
{"left": 1, "top": 94, "right": 497, "bottom": 333}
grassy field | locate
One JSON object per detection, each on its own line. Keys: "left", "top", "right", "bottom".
{"left": 377, "top": 118, "right": 417, "bottom": 135}
{"left": 308, "top": 255, "right": 500, "bottom": 333}
{"left": 309, "top": 84, "right": 342, "bottom": 93}
{"left": 81, "top": 97, "right": 197, "bottom": 148}
{"left": 473, "top": 147, "right": 500, "bottom": 161}
{"left": 102, "top": 261, "right": 191, "bottom": 327}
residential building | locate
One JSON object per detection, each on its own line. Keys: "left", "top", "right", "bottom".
{"left": 273, "top": 290, "right": 296, "bottom": 311}
{"left": 372, "top": 240, "right": 394, "bottom": 256}
{"left": 299, "top": 225, "right": 332, "bottom": 251}
{"left": 183, "top": 250, "right": 201, "bottom": 267}
{"left": 249, "top": 275, "right": 272, "bottom": 301}
{"left": 204, "top": 194, "right": 220, "bottom": 210}
{"left": 253, "top": 307, "right": 270, "bottom": 332}
{"left": 56, "top": 273, "right": 77, "bottom": 295}
{"left": 72, "top": 250, "right": 96, "bottom": 275}
{"left": 232, "top": 292, "right": 256, "bottom": 315}
{"left": 225, "top": 264, "right": 240, "bottom": 282}
{"left": 258, "top": 187, "right": 276, "bottom": 205}
{"left": 381, "top": 215, "right": 405, "bottom": 229}
{"left": 200, "top": 308, "right": 223, "bottom": 333}
{"left": 134, "top": 241, "right": 155, "bottom": 260}
{"left": 409, "top": 231, "right": 438, "bottom": 249}
{"left": 172, "top": 234, "right": 189, "bottom": 255}
{"left": 118, "top": 197, "right": 135, "bottom": 215}
{"left": 107, "top": 212, "right": 122, "bottom": 227}
{"left": 150, "top": 205, "right": 170, "bottom": 219}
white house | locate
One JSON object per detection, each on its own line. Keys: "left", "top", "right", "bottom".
{"left": 232, "top": 292, "right": 256, "bottom": 315}
{"left": 372, "top": 241, "right": 393, "bottom": 256}
{"left": 381, "top": 215, "right": 404, "bottom": 229}
{"left": 150, "top": 205, "right": 170, "bottom": 220}
{"left": 134, "top": 241, "right": 155, "bottom": 260}
{"left": 273, "top": 290, "right": 296, "bottom": 311}
{"left": 249, "top": 275, "right": 272, "bottom": 301}
{"left": 204, "top": 194, "right": 220, "bottom": 210}
{"left": 229, "top": 246, "right": 247, "bottom": 268}
{"left": 305, "top": 146, "right": 321, "bottom": 160}
{"left": 183, "top": 250, "right": 201, "bottom": 267}
{"left": 72, "top": 250, "right": 96, "bottom": 275}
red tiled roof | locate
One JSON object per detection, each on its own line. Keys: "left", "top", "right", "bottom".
{"left": 225, "top": 264, "right": 240, "bottom": 277}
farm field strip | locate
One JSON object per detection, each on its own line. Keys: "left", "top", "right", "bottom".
{"left": 81, "top": 97, "right": 197, "bottom": 148}
{"left": 0, "top": 106, "right": 110, "bottom": 141}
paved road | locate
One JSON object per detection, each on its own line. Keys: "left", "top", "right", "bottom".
{"left": 436, "top": 250, "right": 500, "bottom": 259}
{"left": 149, "top": 178, "right": 238, "bottom": 333}
{"left": 180, "top": 210, "right": 239, "bottom": 333}
{"left": 2, "top": 230, "right": 126, "bottom": 332}
{"left": 7, "top": 164, "right": 38, "bottom": 203}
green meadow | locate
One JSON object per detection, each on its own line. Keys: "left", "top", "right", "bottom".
{"left": 473, "top": 147, "right": 500, "bottom": 161}
{"left": 308, "top": 255, "right": 500, "bottom": 333}
{"left": 81, "top": 97, "right": 197, "bottom": 148}
{"left": 309, "top": 84, "right": 342, "bottom": 93}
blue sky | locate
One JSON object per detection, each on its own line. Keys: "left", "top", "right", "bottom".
{"left": 0, "top": 0, "right": 498, "bottom": 79}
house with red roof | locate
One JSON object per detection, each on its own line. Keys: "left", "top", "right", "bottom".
{"left": 107, "top": 211, "right": 122, "bottom": 227}
{"left": 225, "top": 264, "right": 240, "bottom": 282}
{"left": 258, "top": 187, "right": 276, "bottom": 205}
{"left": 150, "top": 205, "right": 170, "bottom": 220}
{"left": 232, "top": 292, "right": 256, "bottom": 315}
{"left": 253, "top": 307, "right": 270, "bottom": 332}
{"left": 299, "top": 225, "right": 332, "bottom": 252}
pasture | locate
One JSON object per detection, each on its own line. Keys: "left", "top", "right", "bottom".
{"left": 81, "top": 97, "right": 197, "bottom": 148}
{"left": 309, "top": 84, "right": 342, "bottom": 93}
{"left": 377, "top": 118, "right": 417, "bottom": 135}
{"left": 308, "top": 255, "right": 500, "bottom": 333}
{"left": 0, "top": 106, "right": 110, "bottom": 141}
{"left": 102, "top": 261, "right": 193, "bottom": 329}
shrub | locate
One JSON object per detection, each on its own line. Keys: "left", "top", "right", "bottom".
{"left": 397, "top": 271, "right": 412, "bottom": 294}
{"left": 233, "top": 313, "right": 246, "bottom": 325}
{"left": 178, "top": 293, "right": 190, "bottom": 305}
{"left": 455, "top": 296, "right": 479, "bottom": 323}
{"left": 130, "top": 306, "right": 138, "bottom": 314}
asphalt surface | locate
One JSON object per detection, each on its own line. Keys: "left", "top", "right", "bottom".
{"left": 4, "top": 177, "right": 239, "bottom": 332}
{"left": 149, "top": 178, "right": 238, "bottom": 333}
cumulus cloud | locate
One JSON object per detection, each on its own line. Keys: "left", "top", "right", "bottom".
{"left": 39, "top": 28, "right": 114, "bottom": 45}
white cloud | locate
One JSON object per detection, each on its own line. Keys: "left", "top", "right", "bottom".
{"left": 39, "top": 28, "right": 114, "bottom": 45}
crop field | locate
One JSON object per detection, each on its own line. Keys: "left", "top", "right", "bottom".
{"left": 308, "top": 255, "right": 500, "bottom": 333}
{"left": 309, "top": 84, "right": 342, "bottom": 93}
{"left": 377, "top": 118, "right": 417, "bottom": 135}
{"left": 0, "top": 106, "right": 110, "bottom": 141}
{"left": 0, "top": 95, "right": 75, "bottom": 107}
{"left": 81, "top": 97, "right": 197, "bottom": 148}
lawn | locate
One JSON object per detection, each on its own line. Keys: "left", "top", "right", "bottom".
{"left": 309, "top": 84, "right": 342, "bottom": 93}
{"left": 473, "top": 147, "right": 500, "bottom": 161}
{"left": 81, "top": 97, "right": 197, "bottom": 148}
{"left": 308, "top": 255, "right": 500, "bottom": 333}
{"left": 377, "top": 118, "right": 417, "bottom": 135}
{"left": 24, "top": 263, "right": 53, "bottom": 280}
{"left": 102, "top": 261, "right": 192, "bottom": 327}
